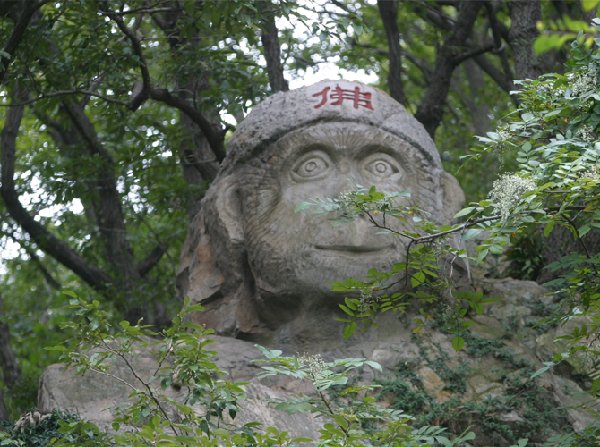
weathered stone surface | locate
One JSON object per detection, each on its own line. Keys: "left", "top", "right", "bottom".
{"left": 176, "top": 80, "right": 465, "bottom": 344}
{"left": 39, "top": 336, "right": 322, "bottom": 438}
{"left": 38, "top": 277, "right": 600, "bottom": 443}
{"left": 40, "top": 81, "right": 600, "bottom": 445}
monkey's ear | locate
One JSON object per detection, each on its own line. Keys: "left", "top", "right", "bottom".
{"left": 441, "top": 172, "right": 465, "bottom": 223}
{"left": 213, "top": 174, "right": 244, "bottom": 243}
{"left": 176, "top": 175, "right": 244, "bottom": 331}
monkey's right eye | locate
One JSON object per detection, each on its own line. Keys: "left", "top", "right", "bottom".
{"left": 290, "top": 150, "right": 331, "bottom": 181}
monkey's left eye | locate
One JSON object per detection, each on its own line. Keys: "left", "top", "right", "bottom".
{"left": 290, "top": 150, "right": 331, "bottom": 181}
{"left": 363, "top": 153, "right": 400, "bottom": 179}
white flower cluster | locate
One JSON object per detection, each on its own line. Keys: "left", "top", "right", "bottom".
{"left": 489, "top": 174, "right": 536, "bottom": 221}
{"left": 581, "top": 165, "right": 599, "bottom": 180}
{"left": 536, "top": 81, "right": 565, "bottom": 98}
{"left": 360, "top": 288, "right": 373, "bottom": 303}
{"left": 569, "top": 64, "right": 598, "bottom": 97}
{"left": 336, "top": 190, "right": 359, "bottom": 208}
{"left": 577, "top": 125, "right": 597, "bottom": 144}
{"left": 299, "top": 353, "right": 327, "bottom": 377}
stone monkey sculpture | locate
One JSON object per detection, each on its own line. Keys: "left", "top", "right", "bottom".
{"left": 177, "top": 80, "right": 465, "bottom": 346}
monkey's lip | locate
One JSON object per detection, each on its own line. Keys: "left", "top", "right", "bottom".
{"left": 313, "top": 244, "right": 390, "bottom": 254}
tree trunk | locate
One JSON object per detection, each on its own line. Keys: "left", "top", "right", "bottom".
{"left": 509, "top": 0, "right": 542, "bottom": 79}
{"left": 258, "top": 0, "right": 288, "bottom": 93}
{"left": 378, "top": 0, "right": 406, "bottom": 105}
{"left": 0, "top": 294, "right": 20, "bottom": 421}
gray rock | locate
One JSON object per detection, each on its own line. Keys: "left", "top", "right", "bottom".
{"left": 40, "top": 81, "right": 599, "bottom": 444}
{"left": 39, "top": 336, "right": 322, "bottom": 437}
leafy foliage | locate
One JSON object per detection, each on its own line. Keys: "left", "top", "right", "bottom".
{"left": 0, "top": 410, "right": 108, "bottom": 447}
{"left": 5, "top": 294, "right": 477, "bottom": 447}
{"left": 301, "top": 19, "right": 600, "bottom": 445}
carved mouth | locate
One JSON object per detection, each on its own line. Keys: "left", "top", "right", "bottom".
{"left": 314, "top": 244, "right": 389, "bottom": 254}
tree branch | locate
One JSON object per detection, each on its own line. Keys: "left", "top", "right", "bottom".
{"left": 100, "top": 2, "right": 151, "bottom": 110}
{"left": 415, "top": 1, "right": 484, "bottom": 136}
{"left": 508, "top": 0, "right": 543, "bottom": 79}
{"left": 0, "top": 90, "right": 112, "bottom": 290}
{"left": 137, "top": 243, "right": 167, "bottom": 277}
{"left": 0, "top": 293, "right": 19, "bottom": 421}
{"left": 106, "top": 3, "right": 226, "bottom": 162}
{"left": 257, "top": 1, "right": 288, "bottom": 93}
{"left": 0, "top": 89, "right": 129, "bottom": 107}
{"left": 377, "top": 0, "right": 406, "bottom": 105}
{"left": 3, "top": 225, "right": 61, "bottom": 290}
{"left": 0, "top": 294, "right": 20, "bottom": 389}
{"left": 453, "top": 42, "right": 495, "bottom": 65}
{"left": 0, "top": 1, "right": 49, "bottom": 85}
{"left": 148, "top": 87, "right": 226, "bottom": 162}
{"left": 24, "top": 245, "right": 61, "bottom": 290}
{"left": 61, "top": 100, "right": 141, "bottom": 286}
{"left": 473, "top": 54, "right": 513, "bottom": 94}
{"left": 414, "top": 1, "right": 453, "bottom": 31}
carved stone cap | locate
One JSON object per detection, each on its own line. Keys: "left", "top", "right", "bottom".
{"left": 221, "top": 80, "right": 441, "bottom": 173}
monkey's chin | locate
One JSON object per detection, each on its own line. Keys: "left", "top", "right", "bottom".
{"left": 291, "top": 247, "right": 405, "bottom": 294}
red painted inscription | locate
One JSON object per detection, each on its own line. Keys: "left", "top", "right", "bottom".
{"left": 312, "top": 85, "right": 374, "bottom": 110}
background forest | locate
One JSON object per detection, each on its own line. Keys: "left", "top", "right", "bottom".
{"left": 0, "top": 0, "right": 599, "bottom": 442}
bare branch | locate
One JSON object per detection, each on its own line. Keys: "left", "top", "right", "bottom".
{"left": 62, "top": 100, "right": 116, "bottom": 164}
{"left": 453, "top": 42, "right": 495, "bottom": 65}
{"left": 0, "top": 294, "right": 20, "bottom": 389}
{"left": 149, "top": 88, "right": 226, "bottom": 162}
{"left": 105, "top": 2, "right": 226, "bottom": 162}
{"left": 100, "top": 2, "right": 151, "bottom": 110}
{"left": 473, "top": 54, "right": 514, "bottom": 95}
{"left": 61, "top": 100, "right": 142, "bottom": 292}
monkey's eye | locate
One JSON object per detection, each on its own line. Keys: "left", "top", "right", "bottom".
{"left": 290, "top": 150, "right": 331, "bottom": 181}
{"left": 363, "top": 153, "right": 400, "bottom": 179}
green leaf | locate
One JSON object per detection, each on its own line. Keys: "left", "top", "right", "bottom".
{"left": 451, "top": 336, "right": 465, "bottom": 351}
{"left": 462, "top": 228, "right": 483, "bottom": 241}
{"left": 543, "top": 221, "right": 555, "bottom": 237}
{"left": 411, "top": 271, "right": 426, "bottom": 287}
{"left": 530, "top": 361, "right": 555, "bottom": 379}
{"left": 342, "top": 321, "right": 357, "bottom": 339}
{"left": 534, "top": 33, "right": 575, "bottom": 55}
{"left": 454, "top": 207, "right": 476, "bottom": 219}
{"left": 274, "top": 400, "right": 314, "bottom": 414}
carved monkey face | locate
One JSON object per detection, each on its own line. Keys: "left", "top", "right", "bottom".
{"left": 237, "top": 122, "right": 442, "bottom": 306}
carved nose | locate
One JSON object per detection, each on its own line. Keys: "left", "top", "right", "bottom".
{"left": 346, "top": 216, "right": 383, "bottom": 247}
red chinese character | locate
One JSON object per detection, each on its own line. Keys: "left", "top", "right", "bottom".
{"left": 312, "top": 85, "right": 374, "bottom": 110}
{"left": 330, "top": 85, "right": 373, "bottom": 110}
{"left": 312, "top": 86, "right": 330, "bottom": 109}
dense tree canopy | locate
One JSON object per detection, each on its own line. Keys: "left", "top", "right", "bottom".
{"left": 0, "top": 0, "right": 597, "bottom": 422}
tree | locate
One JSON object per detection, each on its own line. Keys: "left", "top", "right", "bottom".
{"left": 0, "top": 0, "right": 594, "bottom": 418}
